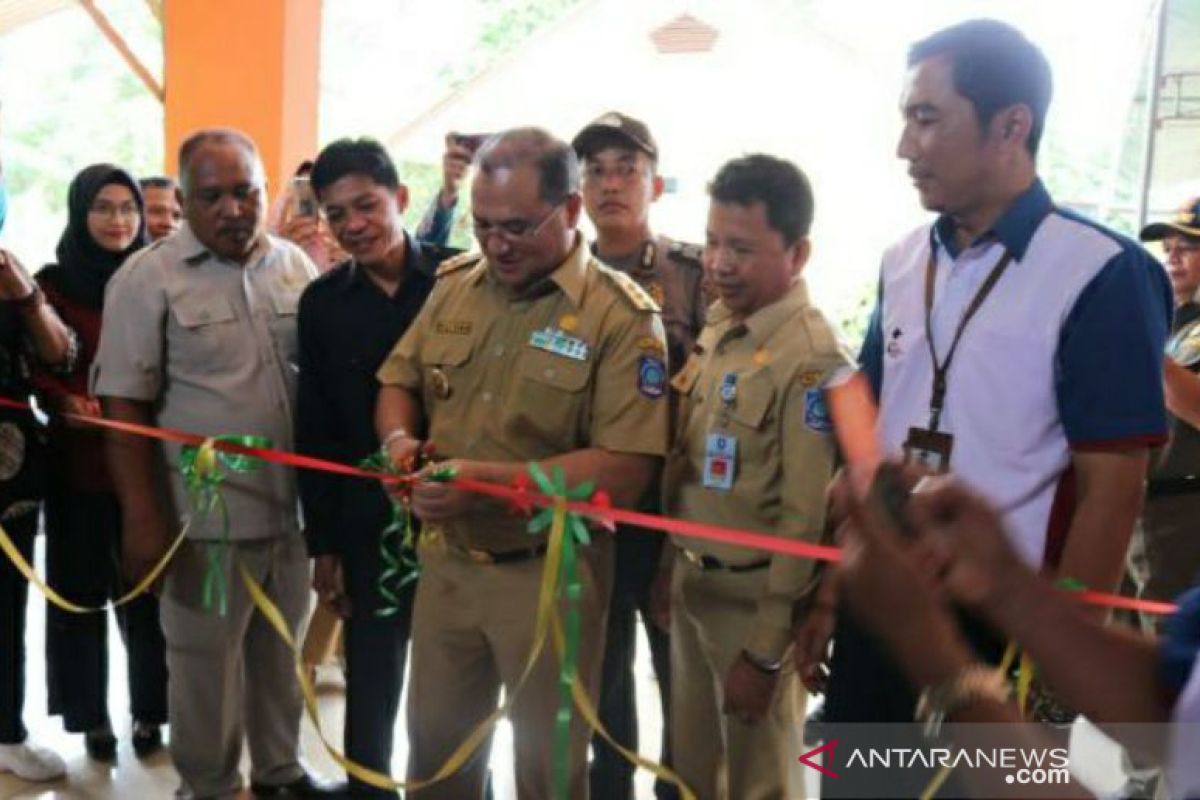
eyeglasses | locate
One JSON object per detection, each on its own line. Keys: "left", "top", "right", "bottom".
{"left": 473, "top": 204, "right": 563, "bottom": 244}
{"left": 89, "top": 202, "right": 140, "bottom": 220}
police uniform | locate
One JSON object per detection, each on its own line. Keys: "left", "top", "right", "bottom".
{"left": 589, "top": 234, "right": 704, "bottom": 800}
{"left": 1131, "top": 303, "right": 1200, "bottom": 631}
{"left": 663, "top": 278, "right": 851, "bottom": 799}
{"left": 376, "top": 234, "right": 669, "bottom": 799}
{"left": 1132, "top": 200, "right": 1200, "bottom": 634}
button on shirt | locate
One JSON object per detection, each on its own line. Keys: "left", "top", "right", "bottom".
{"left": 92, "top": 223, "right": 317, "bottom": 541}
{"left": 664, "top": 279, "right": 853, "bottom": 660}
{"left": 295, "top": 235, "right": 449, "bottom": 556}
{"left": 376, "top": 235, "right": 669, "bottom": 552}
{"left": 860, "top": 180, "right": 1171, "bottom": 565}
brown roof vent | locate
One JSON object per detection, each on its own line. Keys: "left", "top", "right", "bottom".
{"left": 651, "top": 13, "right": 719, "bottom": 54}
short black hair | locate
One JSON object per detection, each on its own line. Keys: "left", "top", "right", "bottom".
{"left": 476, "top": 127, "right": 579, "bottom": 205}
{"left": 908, "top": 19, "right": 1052, "bottom": 157}
{"left": 310, "top": 138, "right": 400, "bottom": 196}
{"left": 139, "top": 175, "right": 182, "bottom": 203}
{"left": 708, "top": 154, "right": 814, "bottom": 246}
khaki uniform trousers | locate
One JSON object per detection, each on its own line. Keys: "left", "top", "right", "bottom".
{"left": 159, "top": 535, "right": 310, "bottom": 799}
{"left": 670, "top": 552, "right": 804, "bottom": 800}
{"left": 407, "top": 532, "right": 614, "bottom": 799}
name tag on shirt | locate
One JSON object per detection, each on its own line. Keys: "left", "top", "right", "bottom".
{"left": 703, "top": 432, "right": 737, "bottom": 491}
{"left": 530, "top": 327, "right": 589, "bottom": 361}
{"left": 903, "top": 426, "right": 954, "bottom": 473}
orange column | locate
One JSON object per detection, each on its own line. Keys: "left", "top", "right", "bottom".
{"left": 163, "top": 0, "right": 322, "bottom": 195}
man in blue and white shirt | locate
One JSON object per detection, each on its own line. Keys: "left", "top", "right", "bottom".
{"left": 807, "top": 20, "right": 1172, "bottom": 789}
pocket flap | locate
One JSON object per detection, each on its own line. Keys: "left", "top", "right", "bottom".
{"left": 173, "top": 295, "right": 237, "bottom": 328}
{"left": 520, "top": 348, "right": 590, "bottom": 392}
{"left": 728, "top": 369, "right": 774, "bottom": 429}
{"left": 424, "top": 334, "right": 474, "bottom": 367}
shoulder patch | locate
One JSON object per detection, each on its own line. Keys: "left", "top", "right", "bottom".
{"left": 435, "top": 251, "right": 483, "bottom": 278}
{"left": 666, "top": 239, "right": 704, "bottom": 267}
{"left": 596, "top": 262, "right": 660, "bottom": 312}
{"left": 803, "top": 388, "right": 833, "bottom": 433}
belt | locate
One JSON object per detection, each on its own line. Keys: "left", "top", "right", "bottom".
{"left": 1146, "top": 475, "right": 1200, "bottom": 498}
{"left": 454, "top": 542, "right": 549, "bottom": 565}
{"left": 681, "top": 548, "right": 770, "bottom": 573}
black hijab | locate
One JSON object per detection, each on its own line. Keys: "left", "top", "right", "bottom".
{"left": 45, "top": 163, "right": 148, "bottom": 309}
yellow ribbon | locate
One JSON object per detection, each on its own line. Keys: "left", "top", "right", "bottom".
{"left": 0, "top": 518, "right": 188, "bottom": 613}
{"left": 239, "top": 495, "right": 694, "bottom": 796}
{"left": 235, "top": 495, "right": 570, "bottom": 791}
{"left": 918, "top": 642, "right": 1021, "bottom": 800}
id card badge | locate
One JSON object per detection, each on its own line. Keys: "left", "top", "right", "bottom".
{"left": 903, "top": 426, "right": 954, "bottom": 473}
{"left": 703, "top": 432, "right": 737, "bottom": 490}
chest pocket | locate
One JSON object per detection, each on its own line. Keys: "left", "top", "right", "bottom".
{"left": 723, "top": 368, "right": 775, "bottom": 431}
{"left": 421, "top": 334, "right": 474, "bottom": 409}
{"left": 171, "top": 294, "right": 242, "bottom": 374}
{"left": 512, "top": 346, "right": 591, "bottom": 450}
{"left": 267, "top": 288, "right": 301, "bottom": 375}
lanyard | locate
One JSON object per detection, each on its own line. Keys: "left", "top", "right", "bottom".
{"left": 922, "top": 247, "right": 1014, "bottom": 431}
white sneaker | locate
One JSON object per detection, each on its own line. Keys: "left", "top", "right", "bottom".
{"left": 0, "top": 741, "right": 67, "bottom": 782}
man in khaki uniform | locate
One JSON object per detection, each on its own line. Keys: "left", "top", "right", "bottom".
{"left": 661, "top": 155, "right": 850, "bottom": 799}
{"left": 94, "top": 130, "right": 341, "bottom": 798}
{"left": 374, "top": 128, "right": 668, "bottom": 799}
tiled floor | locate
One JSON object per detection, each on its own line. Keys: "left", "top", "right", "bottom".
{"left": 1, "top": 537, "right": 1130, "bottom": 800}
{"left": 0, "top": 538, "right": 664, "bottom": 799}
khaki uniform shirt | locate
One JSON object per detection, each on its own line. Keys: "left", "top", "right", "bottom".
{"left": 377, "top": 234, "right": 669, "bottom": 552}
{"left": 596, "top": 235, "right": 706, "bottom": 376}
{"left": 663, "top": 279, "right": 852, "bottom": 660}
{"left": 92, "top": 223, "right": 317, "bottom": 541}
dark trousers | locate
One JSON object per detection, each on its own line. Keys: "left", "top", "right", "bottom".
{"left": 823, "top": 607, "right": 1006, "bottom": 799}
{"left": 43, "top": 486, "right": 167, "bottom": 731}
{"left": 341, "top": 537, "right": 416, "bottom": 800}
{"left": 590, "top": 529, "right": 678, "bottom": 800}
{"left": 0, "top": 509, "right": 38, "bottom": 744}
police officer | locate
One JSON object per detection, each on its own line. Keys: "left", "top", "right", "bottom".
{"left": 1135, "top": 198, "right": 1200, "bottom": 624}
{"left": 570, "top": 111, "right": 705, "bottom": 800}
{"left": 661, "top": 154, "right": 851, "bottom": 799}
{"left": 375, "top": 127, "right": 669, "bottom": 799}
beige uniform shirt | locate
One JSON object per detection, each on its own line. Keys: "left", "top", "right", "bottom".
{"left": 377, "top": 234, "right": 669, "bottom": 552}
{"left": 92, "top": 223, "right": 317, "bottom": 541}
{"left": 663, "top": 279, "right": 853, "bottom": 660}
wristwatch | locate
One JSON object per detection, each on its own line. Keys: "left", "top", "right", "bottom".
{"left": 741, "top": 648, "right": 783, "bottom": 674}
{"left": 914, "top": 664, "right": 1009, "bottom": 739}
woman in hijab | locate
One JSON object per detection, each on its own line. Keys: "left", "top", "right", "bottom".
{"left": 32, "top": 164, "right": 168, "bottom": 762}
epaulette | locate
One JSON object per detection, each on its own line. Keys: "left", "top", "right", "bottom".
{"left": 666, "top": 239, "right": 704, "bottom": 267}
{"left": 435, "top": 251, "right": 483, "bottom": 278}
{"left": 598, "top": 263, "right": 659, "bottom": 312}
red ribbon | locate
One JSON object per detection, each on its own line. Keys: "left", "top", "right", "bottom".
{"left": 1, "top": 395, "right": 1178, "bottom": 616}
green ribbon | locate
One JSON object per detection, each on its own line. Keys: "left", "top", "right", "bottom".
{"left": 178, "top": 435, "right": 270, "bottom": 616}
{"left": 526, "top": 463, "right": 593, "bottom": 799}
{"left": 358, "top": 452, "right": 459, "bottom": 618}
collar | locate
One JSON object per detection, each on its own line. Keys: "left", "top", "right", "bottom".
{"left": 475, "top": 232, "right": 590, "bottom": 308}
{"left": 931, "top": 178, "right": 1053, "bottom": 262}
{"left": 708, "top": 278, "right": 811, "bottom": 348}
{"left": 344, "top": 230, "right": 431, "bottom": 292}
{"left": 178, "top": 221, "right": 272, "bottom": 267}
